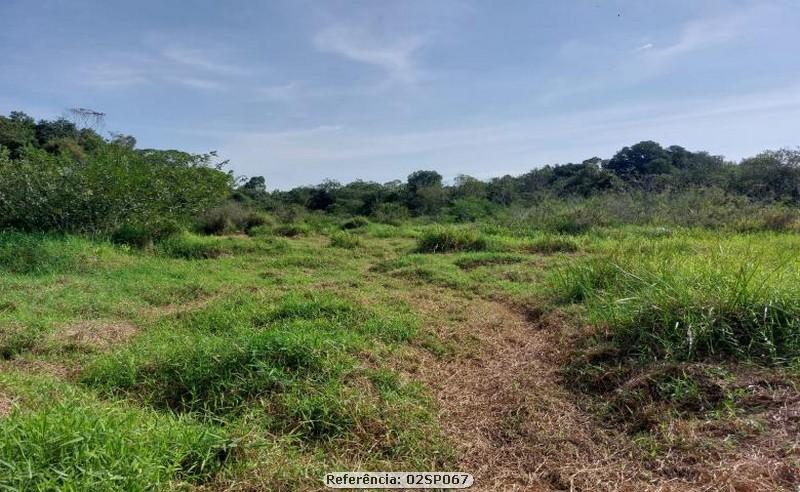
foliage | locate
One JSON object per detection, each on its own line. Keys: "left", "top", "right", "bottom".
{"left": 416, "top": 226, "right": 489, "bottom": 253}
{"left": 199, "top": 202, "right": 272, "bottom": 235}
{"left": 0, "top": 143, "right": 231, "bottom": 234}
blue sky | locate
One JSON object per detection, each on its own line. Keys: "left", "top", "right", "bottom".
{"left": 1, "top": 0, "right": 798, "bottom": 189}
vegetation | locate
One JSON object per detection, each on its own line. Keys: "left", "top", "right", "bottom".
{"left": 1, "top": 109, "right": 800, "bottom": 489}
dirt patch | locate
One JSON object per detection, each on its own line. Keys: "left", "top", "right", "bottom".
{"left": 0, "top": 392, "right": 13, "bottom": 417}
{"left": 142, "top": 290, "right": 226, "bottom": 317}
{"left": 1, "top": 359, "right": 74, "bottom": 379}
{"left": 49, "top": 320, "right": 139, "bottom": 352}
{"left": 454, "top": 257, "right": 523, "bottom": 271}
{"left": 398, "top": 285, "right": 800, "bottom": 491}
{"left": 403, "top": 292, "right": 664, "bottom": 491}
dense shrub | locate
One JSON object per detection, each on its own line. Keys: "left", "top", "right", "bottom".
{"left": 0, "top": 145, "right": 231, "bottom": 234}
{"left": 416, "top": 226, "right": 489, "bottom": 253}
{"left": 198, "top": 202, "right": 272, "bottom": 235}
{"left": 450, "top": 198, "right": 496, "bottom": 222}
{"left": 110, "top": 220, "right": 181, "bottom": 248}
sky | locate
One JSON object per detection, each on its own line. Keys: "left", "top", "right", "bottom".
{"left": 1, "top": 0, "right": 799, "bottom": 189}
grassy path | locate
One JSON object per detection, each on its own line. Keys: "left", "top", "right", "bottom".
{"left": 391, "top": 285, "right": 649, "bottom": 491}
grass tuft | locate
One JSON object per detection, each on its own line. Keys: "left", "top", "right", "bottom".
{"left": 416, "top": 226, "right": 488, "bottom": 253}
{"left": 0, "top": 373, "right": 232, "bottom": 491}
{"left": 329, "top": 231, "right": 362, "bottom": 249}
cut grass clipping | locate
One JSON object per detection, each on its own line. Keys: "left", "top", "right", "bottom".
{"left": 0, "top": 373, "right": 232, "bottom": 491}
{"left": 416, "top": 226, "right": 488, "bottom": 253}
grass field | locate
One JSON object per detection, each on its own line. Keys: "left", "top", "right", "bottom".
{"left": 0, "top": 222, "right": 798, "bottom": 490}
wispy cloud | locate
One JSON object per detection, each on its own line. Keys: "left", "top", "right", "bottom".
{"left": 634, "top": 42, "right": 653, "bottom": 52}
{"left": 81, "top": 61, "right": 153, "bottom": 88}
{"left": 166, "top": 76, "right": 223, "bottom": 91}
{"left": 642, "top": 6, "right": 756, "bottom": 64}
{"left": 80, "top": 42, "right": 246, "bottom": 91}
{"left": 313, "top": 25, "right": 424, "bottom": 84}
{"left": 160, "top": 46, "right": 247, "bottom": 75}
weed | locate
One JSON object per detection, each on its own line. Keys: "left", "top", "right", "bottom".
{"left": 525, "top": 235, "right": 580, "bottom": 254}
{"left": 329, "top": 231, "right": 362, "bottom": 249}
{"left": 416, "top": 226, "right": 488, "bottom": 253}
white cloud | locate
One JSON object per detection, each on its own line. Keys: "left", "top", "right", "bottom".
{"left": 313, "top": 25, "right": 424, "bottom": 83}
{"left": 81, "top": 61, "right": 152, "bottom": 88}
{"left": 167, "top": 76, "right": 223, "bottom": 91}
{"left": 642, "top": 4, "right": 767, "bottom": 64}
{"left": 80, "top": 44, "right": 243, "bottom": 91}
{"left": 160, "top": 46, "right": 247, "bottom": 75}
{"left": 634, "top": 43, "right": 653, "bottom": 52}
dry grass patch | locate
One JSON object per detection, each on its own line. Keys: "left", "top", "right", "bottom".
{"left": 401, "top": 293, "right": 659, "bottom": 491}
{"left": 49, "top": 320, "right": 139, "bottom": 352}
{"left": 1, "top": 359, "right": 74, "bottom": 379}
{"left": 0, "top": 393, "right": 14, "bottom": 417}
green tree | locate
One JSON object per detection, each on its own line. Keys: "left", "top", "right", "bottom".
{"left": 406, "top": 170, "right": 445, "bottom": 215}
{"left": 605, "top": 141, "right": 672, "bottom": 180}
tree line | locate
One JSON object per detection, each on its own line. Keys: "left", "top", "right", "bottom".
{"left": 237, "top": 140, "right": 800, "bottom": 222}
{"left": 1, "top": 109, "right": 799, "bottom": 237}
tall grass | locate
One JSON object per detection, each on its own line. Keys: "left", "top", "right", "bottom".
{"left": 0, "top": 374, "right": 231, "bottom": 491}
{"left": 551, "top": 235, "right": 800, "bottom": 363}
{"left": 0, "top": 232, "right": 96, "bottom": 274}
{"left": 416, "top": 226, "right": 489, "bottom": 253}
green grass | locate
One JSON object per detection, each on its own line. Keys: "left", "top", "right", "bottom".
{"left": 3, "top": 220, "right": 800, "bottom": 489}
{"left": 524, "top": 234, "right": 580, "bottom": 254}
{"left": 328, "top": 230, "right": 362, "bottom": 249}
{"left": 416, "top": 226, "right": 489, "bottom": 253}
{"left": 0, "top": 373, "right": 232, "bottom": 491}
{"left": 551, "top": 232, "right": 800, "bottom": 363}
{"left": 0, "top": 232, "right": 99, "bottom": 274}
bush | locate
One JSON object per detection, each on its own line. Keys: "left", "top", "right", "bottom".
{"left": 0, "top": 145, "right": 231, "bottom": 234}
{"left": 274, "top": 223, "right": 310, "bottom": 237}
{"left": 199, "top": 202, "right": 272, "bottom": 235}
{"left": 110, "top": 220, "right": 181, "bottom": 248}
{"left": 416, "top": 226, "right": 489, "bottom": 253}
{"left": 329, "top": 231, "right": 362, "bottom": 249}
{"left": 341, "top": 216, "right": 369, "bottom": 230}
{"left": 372, "top": 203, "right": 410, "bottom": 225}
{"left": 450, "top": 198, "right": 495, "bottom": 222}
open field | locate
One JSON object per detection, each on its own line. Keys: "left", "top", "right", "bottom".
{"left": 1, "top": 221, "right": 798, "bottom": 491}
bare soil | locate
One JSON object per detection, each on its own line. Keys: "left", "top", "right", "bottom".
{"left": 405, "top": 290, "right": 800, "bottom": 491}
